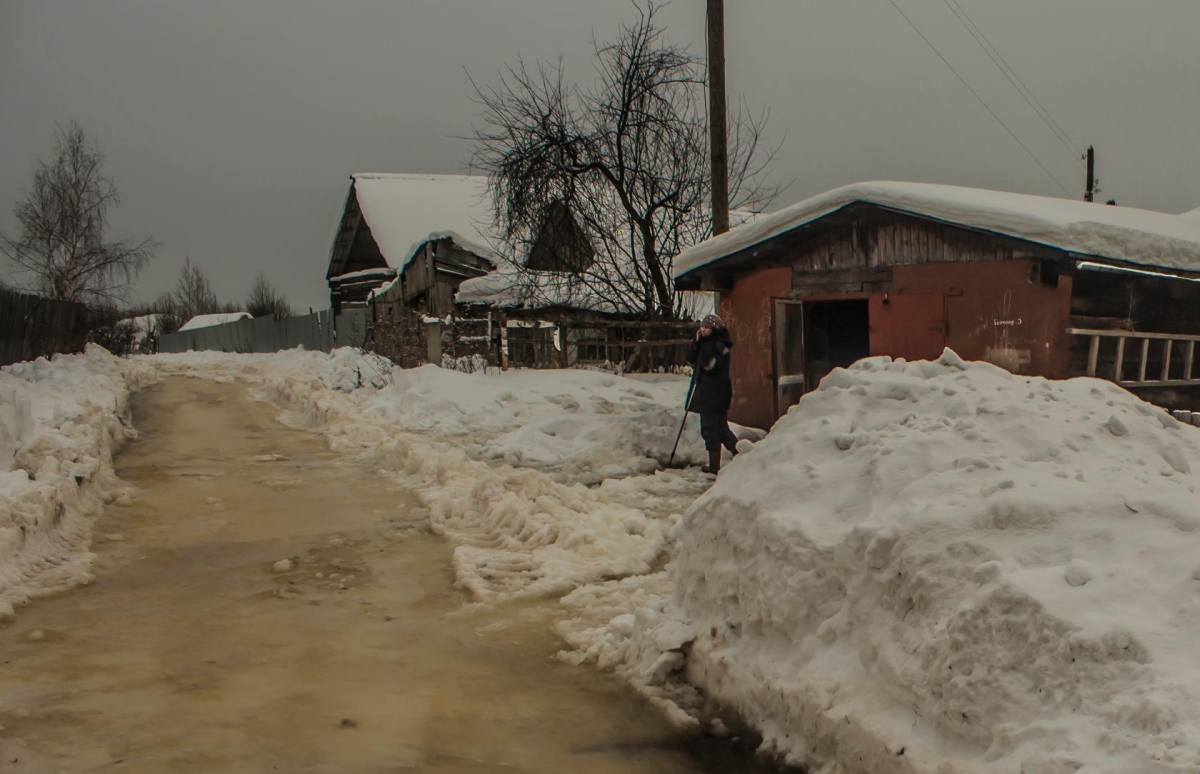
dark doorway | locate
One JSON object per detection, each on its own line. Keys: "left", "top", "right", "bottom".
{"left": 805, "top": 299, "right": 870, "bottom": 389}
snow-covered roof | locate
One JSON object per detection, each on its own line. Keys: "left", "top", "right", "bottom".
{"left": 126, "top": 314, "right": 160, "bottom": 337}
{"left": 329, "top": 267, "right": 397, "bottom": 283}
{"left": 1182, "top": 205, "right": 1200, "bottom": 220}
{"left": 178, "top": 312, "right": 252, "bottom": 332}
{"left": 351, "top": 174, "right": 498, "bottom": 274}
{"left": 455, "top": 266, "right": 618, "bottom": 313}
{"left": 674, "top": 181, "right": 1200, "bottom": 278}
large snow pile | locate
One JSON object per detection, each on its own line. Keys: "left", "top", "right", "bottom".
{"left": 572, "top": 350, "right": 1200, "bottom": 773}
{"left": 0, "top": 348, "right": 155, "bottom": 617}
{"left": 150, "top": 350, "right": 714, "bottom": 599}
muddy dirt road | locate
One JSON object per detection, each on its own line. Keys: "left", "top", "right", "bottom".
{"left": 0, "top": 377, "right": 767, "bottom": 773}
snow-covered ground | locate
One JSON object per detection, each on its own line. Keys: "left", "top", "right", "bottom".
{"left": 567, "top": 350, "right": 1200, "bottom": 773}
{"left": 12, "top": 344, "right": 1200, "bottom": 773}
{"left": 0, "top": 348, "right": 155, "bottom": 617}
{"left": 149, "top": 349, "right": 717, "bottom": 600}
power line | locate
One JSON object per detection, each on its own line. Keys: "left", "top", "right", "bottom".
{"left": 884, "top": 0, "right": 1075, "bottom": 197}
{"left": 940, "top": 0, "right": 1083, "bottom": 162}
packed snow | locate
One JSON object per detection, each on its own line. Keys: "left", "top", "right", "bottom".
{"left": 568, "top": 349, "right": 1200, "bottom": 773}
{"left": 350, "top": 174, "right": 498, "bottom": 274}
{"left": 149, "top": 349, "right": 715, "bottom": 600}
{"left": 16, "top": 341, "right": 1200, "bottom": 772}
{"left": 178, "top": 311, "right": 252, "bottom": 331}
{"left": 674, "top": 181, "right": 1200, "bottom": 278}
{"left": 0, "top": 347, "right": 155, "bottom": 617}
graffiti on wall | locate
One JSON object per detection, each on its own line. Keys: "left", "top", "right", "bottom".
{"left": 983, "top": 290, "right": 1031, "bottom": 373}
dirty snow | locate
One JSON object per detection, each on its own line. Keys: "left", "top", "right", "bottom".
{"left": 78, "top": 343, "right": 1200, "bottom": 772}
{"left": 0, "top": 347, "right": 155, "bottom": 616}
{"left": 148, "top": 349, "right": 714, "bottom": 601}
{"left": 572, "top": 349, "right": 1200, "bottom": 773}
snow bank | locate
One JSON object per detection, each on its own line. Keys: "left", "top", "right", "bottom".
{"left": 0, "top": 348, "right": 155, "bottom": 616}
{"left": 150, "top": 350, "right": 712, "bottom": 600}
{"left": 579, "top": 350, "right": 1200, "bottom": 772}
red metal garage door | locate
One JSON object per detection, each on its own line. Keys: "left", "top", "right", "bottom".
{"left": 869, "top": 292, "right": 946, "bottom": 362}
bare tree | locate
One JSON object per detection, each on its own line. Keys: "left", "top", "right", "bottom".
{"left": 469, "top": 1, "right": 779, "bottom": 320}
{"left": 1, "top": 122, "right": 157, "bottom": 304}
{"left": 245, "top": 272, "right": 294, "bottom": 319}
{"left": 173, "top": 257, "right": 220, "bottom": 320}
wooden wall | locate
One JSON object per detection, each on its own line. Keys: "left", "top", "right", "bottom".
{"left": 767, "top": 205, "right": 1033, "bottom": 275}
{"left": 1067, "top": 269, "right": 1200, "bottom": 390}
{"left": 0, "top": 288, "right": 91, "bottom": 366}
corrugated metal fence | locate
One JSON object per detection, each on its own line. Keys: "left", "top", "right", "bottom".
{"left": 158, "top": 309, "right": 370, "bottom": 354}
{"left": 0, "top": 287, "right": 91, "bottom": 366}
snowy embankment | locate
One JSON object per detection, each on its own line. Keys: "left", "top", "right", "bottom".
{"left": 150, "top": 350, "right": 713, "bottom": 600}
{"left": 570, "top": 350, "right": 1200, "bottom": 773}
{"left": 0, "top": 348, "right": 155, "bottom": 618}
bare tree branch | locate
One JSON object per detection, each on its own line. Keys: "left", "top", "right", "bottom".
{"left": 468, "top": 0, "right": 780, "bottom": 320}
{"left": 245, "top": 271, "right": 294, "bottom": 319}
{"left": 1, "top": 122, "right": 157, "bottom": 304}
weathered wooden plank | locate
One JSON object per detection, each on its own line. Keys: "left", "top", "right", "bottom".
{"left": 1161, "top": 339, "right": 1174, "bottom": 381}
{"left": 1114, "top": 336, "right": 1126, "bottom": 382}
{"left": 1086, "top": 335, "right": 1100, "bottom": 376}
{"left": 1139, "top": 339, "right": 1150, "bottom": 382}
{"left": 794, "top": 266, "right": 892, "bottom": 288}
{"left": 1120, "top": 379, "right": 1200, "bottom": 388}
{"left": 1185, "top": 341, "right": 1196, "bottom": 381}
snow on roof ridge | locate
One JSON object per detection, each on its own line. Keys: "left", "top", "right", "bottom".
{"left": 351, "top": 174, "right": 498, "bottom": 275}
{"left": 352, "top": 172, "right": 484, "bottom": 181}
{"left": 178, "top": 312, "right": 252, "bottom": 332}
{"left": 674, "top": 180, "right": 1200, "bottom": 278}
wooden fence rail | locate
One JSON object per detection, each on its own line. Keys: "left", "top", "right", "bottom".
{"left": 1069, "top": 328, "right": 1200, "bottom": 387}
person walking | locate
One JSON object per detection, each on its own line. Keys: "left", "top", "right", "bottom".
{"left": 688, "top": 314, "right": 738, "bottom": 475}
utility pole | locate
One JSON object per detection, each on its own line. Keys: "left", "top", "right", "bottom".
{"left": 1084, "top": 145, "right": 1095, "bottom": 202}
{"left": 708, "top": 0, "right": 729, "bottom": 235}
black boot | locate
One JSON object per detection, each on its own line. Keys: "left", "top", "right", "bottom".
{"left": 701, "top": 448, "right": 721, "bottom": 475}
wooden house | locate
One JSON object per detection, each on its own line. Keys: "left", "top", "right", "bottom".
{"left": 673, "top": 181, "right": 1200, "bottom": 430}
{"left": 325, "top": 174, "right": 497, "bottom": 317}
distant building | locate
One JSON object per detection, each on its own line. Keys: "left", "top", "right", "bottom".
{"left": 179, "top": 312, "right": 252, "bottom": 332}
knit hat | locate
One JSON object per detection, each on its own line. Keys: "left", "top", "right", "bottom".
{"left": 700, "top": 313, "right": 725, "bottom": 329}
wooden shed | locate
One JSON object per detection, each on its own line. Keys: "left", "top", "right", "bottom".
{"left": 673, "top": 182, "right": 1200, "bottom": 430}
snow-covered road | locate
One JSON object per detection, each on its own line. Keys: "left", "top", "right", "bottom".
{"left": 11, "top": 346, "right": 1196, "bottom": 773}
{"left": 0, "top": 375, "right": 768, "bottom": 773}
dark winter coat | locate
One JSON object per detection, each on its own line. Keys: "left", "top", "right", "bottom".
{"left": 687, "top": 328, "right": 733, "bottom": 414}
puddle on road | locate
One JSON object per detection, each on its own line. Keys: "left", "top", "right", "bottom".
{"left": 0, "top": 377, "right": 775, "bottom": 774}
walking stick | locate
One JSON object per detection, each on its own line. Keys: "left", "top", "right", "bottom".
{"left": 667, "top": 366, "right": 699, "bottom": 468}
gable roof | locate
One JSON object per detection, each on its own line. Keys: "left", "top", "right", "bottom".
{"left": 674, "top": 181, "right": 1200, "bottom": 279}
{"left": 351, "top": 173, "right": 498, "bottom": 274}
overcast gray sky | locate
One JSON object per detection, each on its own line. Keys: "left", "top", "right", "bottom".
{"left": 2, "top": 1, "right": 1198, "bottom": 311}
